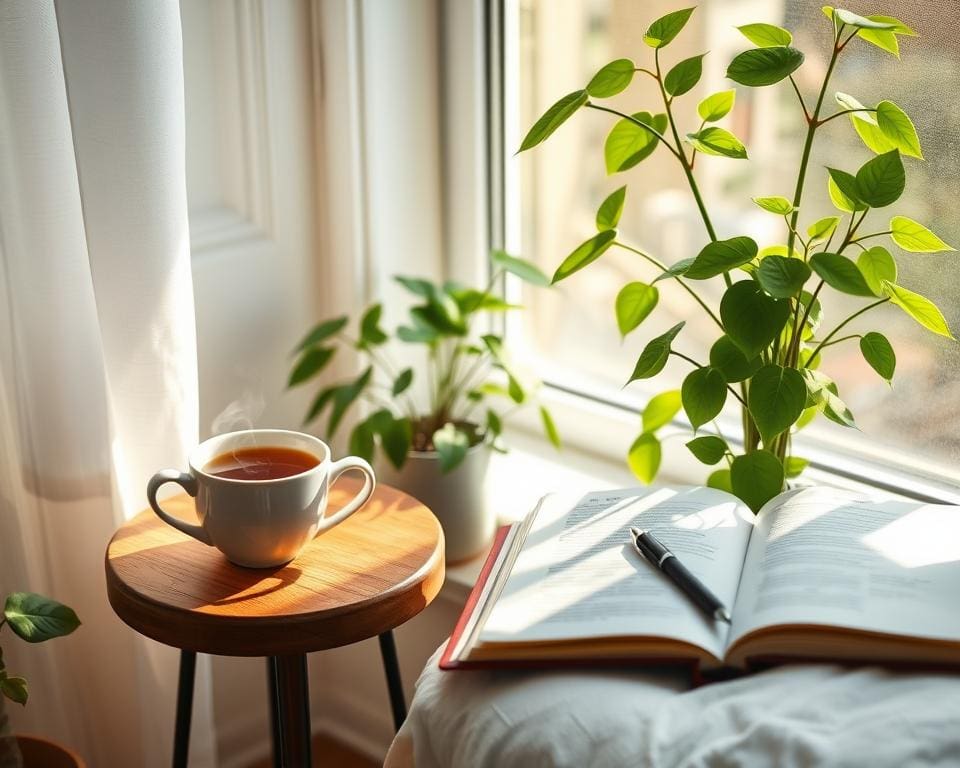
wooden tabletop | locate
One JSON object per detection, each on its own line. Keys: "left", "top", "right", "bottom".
{"left": 105, "top": 480, "right": 445, "bottom": 656}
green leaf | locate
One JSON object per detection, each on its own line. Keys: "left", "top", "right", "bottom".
{"left": 490, "top": 249, "right": 551, "bottom": 286}
{"left": 757, "top": 255, "right": 811, "bottom": 298}
{"left": 540, "top": 406, "right": 561, "bottom": 449}
{"left": 698, "top": 90, "right": 736, "bottom": 122}
{"left": 552, "top": 230, "right": 617, "bottom": 283}
{"left": 832, "top": 8, "right": 897, "bottom": 30}
{"left": 604, "top": 112, "right": 667, "bottom": 173}
{"left": 507, "top": 373, "right": 526, "bottom": 404}
{"left": 748, "top": 365, "right": 807, "bottom": 446}
{"left": 827, "top": 168, "right": 866, "bottom": 212}
{"left": 726, "top": 47, "right": 804, "bottom": 87}
{"left": 855, "top": 150, "right": 904, "bottom": 208}
{"left": 394, "top": 276, "right": 434, "bottom": 297}
{"left": 596, "top": 186, "right": 627, "bottom": 231}
{"left": 664, "top": 54, "right": 706, "bottom": 97}
{"left": 686, "top": 127, "right": 747, "bottom": 159}
{"left": 685, "top": 236, "right": 758, "bottom": 279}
{"left": 295, "top": 317, "right": 348, "bottom": 352}
{"left": 785, "top": 456, "right": 810, "bottom": 478}
{"left": 752, "top": 196, "right": 795, "bottom": 215}
{"left": 860, "top": 332, "right": 896, "bottom": 382}
{"left": 835, "top": 92, "right": 895, "bottom": 155}
{"left": 392, "top": 368, "right": 413, "bottom": 396}
{"left": 807, "top": 216, "right": 840, "bottom": 243}
{"left": 643, "top": 7, "right": 695, "bottom": 48}
{"left": 707, "top": 468, "right": 733, "bottom": 493}
{"left": 885, "top": 282, "right": 954, "bottom": 339}
{"left": 0, "top": 676, "right": 27, "bottom": 705}
{"left": 486, "top": 408, "right": 502, "bottom": 437}
{"left": 288, "top": 346, "right": 335, "bottom": 387}
{"left": 615, "top": 282, "right": 659, "bottom": 337}
{"left": 737, "top": 23, "right": 792, "bottom": 47}
{"left": 642, "top": 390, "right": 682, "bottom": 433}
{"left": 731, "top": 451, "right": 784, "bottom": 512}
{"left": 795, "top": 405, "right": 818, "bottom": 430}
{"left": 446, "top": 287, "right": 517, "bottom": 314}
{"left": 709, "top": 335, "right": 761, "bottom": 383}
{"left": 397, "top": 324, "right": 438, "bottom": 344}
{"left": 681, "top": 366, "right": 727, "bottom": 430}
{"left": 627, "top": 433, "right": 661, "bottom": 484}
{"left": 890, "top": 216, "right": 955, "bottom": 253}
{"left": 305, "top": 386, "right": 337, "bottom": 424}
{"left": 328, "top": 366, "right": 373, "bottom": 437}
{"left": 857, "top": 246, "right": 897, "bottom": 297}
{"left": 433, "top": 423, "right": 470, "bottom": 472}
{"left": 4, "top": 593, "right": 80, "bottom": 643}
{"left": 653, "top": 257, "right": 695, "bottom": 283}
{"left": 876, "top": 101, "right": 922, "bottom": 159}
{"left": 686, "top": 435, "right": 729, "bottom": 465}
{"left": 809, "top": 252, "right": 874, "bottom": 297}
{"left": 586, "top": 58, "right": 635, "bottom": 98}
{"left": 857, "top": 16, "right": 915, "bottom": 57}
{"left": 720, "top": 281, "right": 791, "bottom": 358}
{"left": 359, "top": 303, "right": 389, "bottom": 346}
{"left": 799, "top": 290, "right": 824, "bottom": 335}
{"left": 519, "top": 90, "right": 588, "bottom": 152}
{"left": 380, "top": 415, "right": 413, "bottom": 469}
{"left": 627, "top": 322, "right": 685, "bottom": 383}
{"left": 803, "top": 369, "right": 857, "bottom": 428}
{"left": 349, "top": 420, "right": 375, "bottom": 463}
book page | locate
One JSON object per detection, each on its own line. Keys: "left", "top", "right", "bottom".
{"left": 478, "top": 486, "right": 755, "bottom": 661}
{"left": 728, "top": 487, "right": 960, "bottom": 648}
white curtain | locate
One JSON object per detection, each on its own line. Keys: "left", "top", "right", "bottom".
{"left": 0, "top": 1, "right": 216, "bottom": 766}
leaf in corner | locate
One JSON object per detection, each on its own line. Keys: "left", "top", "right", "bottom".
{"left": 4, "top": 592, "right": 81, "bottom": 642}
{"left": 0, "top": 676, "right": 27, "bottom": 705}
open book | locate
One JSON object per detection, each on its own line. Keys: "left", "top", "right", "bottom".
{"left": 441, "top": 485, "right": 960, "bottom": 673}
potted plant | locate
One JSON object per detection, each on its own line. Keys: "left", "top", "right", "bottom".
{"left": 289, "top": 251, "right": 560, "bottom": 560}
{"left": 1, "top": 592, "right": 82, "bottom": 768}
{"left": 518, "top": 5, "right": 951, "bottom": 511}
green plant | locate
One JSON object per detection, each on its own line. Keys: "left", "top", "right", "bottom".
{"left": 520, "top": 6, "right": 953, "bottom": 511}
{"left": 288, "top": 252, "right": 560, "bottom": 472}
{"left": 0, "top": 592, "right": 80, "bottom": 767}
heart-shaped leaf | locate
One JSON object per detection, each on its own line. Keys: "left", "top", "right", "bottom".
{"left": 884, "top": 282, "right": 954, "bottom": 338}
{"left": 615, "top": 282, "right": 659, "bottom": 337}
{"left": 726, "top": 47, "right": 804, "bottom": 87}
{"left": 855, "top": 150, "right": 904, "bottom": 208}
{"left": 876, "top": 101, "right": 922, "bottom": 159}
{"left": 642, "top": 390, "right": 682, "bottom": 433}
{"left": 596, "top": 186, "right": 627, "bottom": 231}
{"left": 757, "top": 255, "right": 811, "bottom": 298}
{"left": 720, "top": 281, "right": 791, "bottom": 358}
{"left": 627, "top": 322, "right": 685, "bottom": 383}
{"left": 857, "top": 246, "right": 897, "bottom": 296}
{"left": 644, "top": 7, "right": 695, "bottom": 48}
{"left": 627, "top": 433, "right": 662, "bottom": 483}
{"left": 4, "top": 593, "right": 80, "bottom": 643}
{"left": 737, "top": 23, "right": 792, "bottom": 47}
{"left": 664, "top": 54, "right": 706, "bottom": 97}
{"left": 752, "top": 196, "right": 795, "bottom": 215}
{"left": 586, "top": 59, "right": 635, "bottom": 98}
{"left": 604, "top": 112, "right": 668, "bottom": 173}
{"left": 686, "top": 127, "right": 747, "bottom": 158}
{"left": 827, "top": 168, "right": 867, "bottom": 211}
{"left": 685, "top": 236, "right": 758, "bottom": 279}
{"left": 731, "top": 450, "right": 784, "bottom": 512}
{"left": 860, "top": 332, "right": 896, "bottom": 381}
{"left": 809, "top": 252, "right": 874, "bottom": 297}
{"left": 686, "top": 435, "right": 729, "bottom": 465}
{"left": 681, "top": 367, "right": 728, "bottom": 429}
{"left": 748, "top": 364, "right": 807, "bottom": 445}
{"left": 709, "top": 335, "right": 762, "bottom": 383}
{"left": 890, "top": 216, "right": 955, "bottom": 253}
{"left": 698, "top": 90, "right": 736, "bottom": 122}
{"left": 807, "top": 216, "right": 840, "bottom": 242}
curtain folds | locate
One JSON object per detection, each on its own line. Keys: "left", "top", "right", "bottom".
{"left": 0, "top": 1, "right": 216, "bottom": 765}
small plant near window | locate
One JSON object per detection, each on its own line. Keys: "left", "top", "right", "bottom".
{"left": 520, "top": 5, "right": 953, "bottom": 510}
{"left": 1, "top": 592, "right": 80, "bottom": 766}
{"left": 288, "top": 252, "right": 560, "bottom": 473}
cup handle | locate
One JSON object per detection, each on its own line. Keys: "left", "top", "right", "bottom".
{"left": 318, "top": 456, "right": 376, "bottom": 533}
{"left": 147, "top": 469, "right": 212, "bottom": 545}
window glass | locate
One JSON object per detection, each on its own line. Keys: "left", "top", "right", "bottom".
{"left": 510, "top": 0, "right": 960, "bottom": 477}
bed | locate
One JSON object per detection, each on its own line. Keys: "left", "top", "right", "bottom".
{"left": 384, "top": 646, "right": 960, "bottom": 767}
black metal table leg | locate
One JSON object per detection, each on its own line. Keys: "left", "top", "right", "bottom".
{"left": 172, "top": 650, "right": 197, "bottom": 768}
{"left": 273, "top": 654, "right": 312, "bottom": 766}
{"left": 378, "top": 631, "right": 407, "bottom": 731}
{"left": 267, "top": 658, "right": 284, "bottom": 768}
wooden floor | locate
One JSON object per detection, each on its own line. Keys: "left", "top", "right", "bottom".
{"left": 245, "top": 733, "right": 380, "bottom": 768}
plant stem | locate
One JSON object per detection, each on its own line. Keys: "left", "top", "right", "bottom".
{"left": 584, "top": 103, "right": 680, "bottom": 159}
{"left": 614, "top": 242, "right": 725, "bottom": 331}
{"left": 813, "top": 333, "right": 861, "bottom": 350}
{"left": 804, "top": 298, "right": 890, "bottom": 366}
{"left": 818, "top": 107, "right": 877, "bottom": 125}
{"left": 850, "top": 230, "right": 893, "bottom": 244}
{"left": 655, "top": 49, "right": 721, "bottom": 252}
{"left": 788, "top": 75, "right": 811, "bottom": 121}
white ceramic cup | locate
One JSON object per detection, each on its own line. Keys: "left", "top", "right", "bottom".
{"left": 147, "top": 429, "right": 375, "bottom": 568}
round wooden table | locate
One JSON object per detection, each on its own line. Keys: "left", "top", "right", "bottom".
{"left": 105, "top": 480, "right": 444, "bottom": 767}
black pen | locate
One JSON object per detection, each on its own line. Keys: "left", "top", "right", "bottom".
{"left": 629, "top": 527, "right": 731, "bottom": 623}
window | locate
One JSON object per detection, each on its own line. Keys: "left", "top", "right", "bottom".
{"left": 501, "top": 0, "right": 960, "bottom": 486}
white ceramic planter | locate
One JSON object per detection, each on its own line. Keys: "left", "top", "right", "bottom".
{"left": 377, "top": 443, "right": 493, "bottom": 563}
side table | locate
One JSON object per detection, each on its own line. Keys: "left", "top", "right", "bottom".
{"left": 105, "top": 479, "right": 444, "bottom": 767}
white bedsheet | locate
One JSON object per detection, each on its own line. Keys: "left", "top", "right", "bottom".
{"left": 385, "top": 646, "right": 960, "bottom": 767}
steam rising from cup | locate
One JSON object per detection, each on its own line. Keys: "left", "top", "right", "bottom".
{"left": 210, "top": 390, "right": 266, "bottom": 475}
